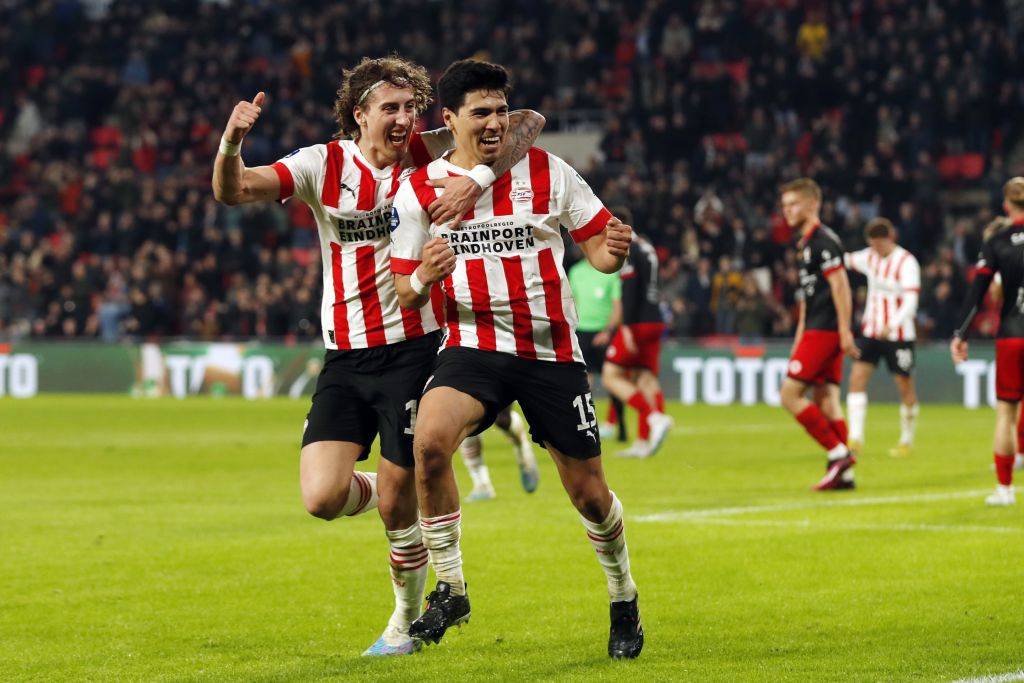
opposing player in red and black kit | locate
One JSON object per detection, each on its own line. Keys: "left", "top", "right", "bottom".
{"left": 951, "top": 177, "right": 1024, "bottom": 506}
{"left": 778, "top": 179, "right": 860, "bottom": 490}
{"left": 601, "top": 208, "right": 673, "bottom": 458}
{"left": 211, "top": 55, "right": 544, "bottom": 655}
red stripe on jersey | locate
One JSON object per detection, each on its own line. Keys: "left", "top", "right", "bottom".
{"left": 903, "top": 287, "right": 921, "bottom": 292}
{"left": 528, "top": 148, "right": 550, "bottom": 214}
{"left": 443, "top": 276, "right": 461, "bottom": 347}
{"left": 350, "top": 155, "right": 378, "bottom": 211}
{"left": 330, "top": 243, "right": 350, "bottom": 349}
{"left": 401, "top": 304, "right": 424, "bottom": 339}
{"left": 977, "top": 267, "right": 994, "bottom": 275}
{"left": 491, "top": 172, "right": 513, "bottom": 216}
{"left": 355, "top": 245, "right": 387, "bottom": 347}
{"left": 388, "top": 164, "right": 402, "bottom": 198}
{"left": 430, "top": 283, "right": 445, "bottom": 329}
{"left": 271, "top": 162, "right": 294, "bottom": 201}
{"left": 391, "top": 257, "right": 421, "bottom": 275}
{"left": 893, "top": 252, "right": 909, "bottom": 281}
{"left": 822, "top": 264, "right": 844, "bottom": 277}
{"left": 538, "top": 248, "right": 573, "bottom": 362}
{"left": 897, "top": 297, "right": 904, "bottom": 341}
{"left": 465, "top": 259, "right": 496, "bottom": 350}
{"left": 882, "top": 297, "right": 890, "bottom": 329}
{"left": 882, "top": 253, "right": 895, "bottom": 280}
{"left": 571, "top": 207, "right": 613, "bottom": 244}
{"left": 500, "top": 256, "right": 537, "bottom": 359}
{"left": 448, "top": 172, "right": 474, "bottom": 220}
{"left": 408, "top": 131, "right": 433, "bottom": 169}
{"left": 410, "top": 167, "right": 438, "bottom": 212}
{"left": 322, "top": 141, "right": 344, "bottom": 208}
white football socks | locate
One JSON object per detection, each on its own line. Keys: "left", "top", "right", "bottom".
{"left": 899, "top": 403, "right": 919, "bottom": 446}
{"left": 847, "top": 392, "right": 867, "bottom": 444}
{"left": 340, "top": 471, "right": 378, "bottom": 517}
{"left": 580, "top": 492, "right": 637, "bottom": 603}
{"left": 384, "top": 522, "right": 428, "bottom": 642}
{"left": 420, "top": 511, "right": 466, "bottom": 596}
{"left": 459, "top": 435, "right": 492, "bottom": 490}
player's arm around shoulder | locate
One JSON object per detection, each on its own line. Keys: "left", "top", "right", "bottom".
{"left": 391, "top": 182, "right": 453, "bottom": 309}
{"left": 212, "top": 92, "right": 281, "bottom": 206}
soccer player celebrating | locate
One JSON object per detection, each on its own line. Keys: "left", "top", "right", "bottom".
{"left": 844, "top": 218, "right": 921, "bottom": 457}
{"left": 951, "top": 178, "right": 1024, "bottom": 506}
{"left": 777, "top": 179, "right": 860, "bottom": 490}
{"left": 600, "top": 209, "right": 673, "bottom": 458}
{"left": 391, "top": 59, "right": 643, "bottom": 659}
{"left": 211, "top": 55, "right": 544, "bottom": 655}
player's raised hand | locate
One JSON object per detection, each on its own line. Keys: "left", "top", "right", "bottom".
{"left": 223, "top": 92, "right": 266, "bottom": 145}
{"left": 426, "top": 176, "right": 483, "bottom": 229}
{"left": 605, "top": 216, "right": 633, "bottom": 258}
{"left": 420, "top": 237, "right": 456, "bottom": 283}
{"left": 950, "top": 336, "right": 969, "bottom": 364}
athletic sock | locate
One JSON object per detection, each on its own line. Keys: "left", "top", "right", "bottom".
{"left": 995, "top": 453, "right": 1015, "bottom": 486}
{"left": 795, "top": 404, "right": 842, "bottom": 452}
{"left": 830, "top": 418, "right": 848, "bottom": 445}
{"left": 637, "top": 411, "right": 651, "bottom": 441}
{"left": 847, "top": 392, "right": 867, "bottom": 443}
{"left": 385, "top": 522, "right": 429, "bottom": 641}
{"left": 654, "top": 390, "right": 665, "bottom": 414}
{"left": 1016, "top": 412, "right": 1024, "bottom": 455}
{"left": 420, "top": 511, "right": 466, "bottom": 596}
{"left": 627, "top": 391, "right": 653, "bottom": 421}
{"left": 899, "top": 403, "right": 919, "bottom": 446}
{"left": 500, "top": 410, "right": 529, "bottom": 448}
{"left": 580, "top": 492, "right": 637, "bottom": 603}
{"left": 458, "top": 435, "right": 492, "bottom": 490}
{"left": 340, "top": 471, "right": 378, "bottom": 517}
{"left": 607, "top": 400, "right": 619, "bottom": 426}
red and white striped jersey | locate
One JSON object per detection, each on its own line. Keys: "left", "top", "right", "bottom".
{"left": 270, "top": 133, "right": 448, "bottom": 350}
{"left": 390, "top": 147, "right": 612, "bottom": 364}
{"left": 845, "top": 245, "right": 921, "bottom": 341}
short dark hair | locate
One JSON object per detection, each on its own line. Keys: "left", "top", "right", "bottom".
{"left": 864, "top": 217, "right": 896, "bottom": 240}
{"left": 438, "top": 59, "right": 512, "bottom": 112}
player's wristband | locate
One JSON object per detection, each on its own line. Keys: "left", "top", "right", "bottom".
{"left": 467, "top": 164, "right": 497, "bottom": 189}
{"left": 410, "top": 269, "right": 431, "bottom": 296}
{"left": 219, "top": 136, "right": 241, "bottom": 157}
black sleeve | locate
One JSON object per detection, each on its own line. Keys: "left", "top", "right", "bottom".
{"left": 953, "top": 240, "right": 997, "bottom": 339}
{"left": 619, "top": 253, "right": 642, "bottom": 326}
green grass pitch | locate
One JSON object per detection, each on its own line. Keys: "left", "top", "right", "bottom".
{"left": 2, "top": 396, "right": 1023, "bottom": 682}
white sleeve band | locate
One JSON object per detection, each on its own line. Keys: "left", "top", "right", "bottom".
{"left": 219, "top": 137, "right": 241, "bottom": 157}
{"left": 409, "top": 269, "right": 431, "bottom": 296}
{"left": 467, "top": 164, "right": 497, "bottom": 189}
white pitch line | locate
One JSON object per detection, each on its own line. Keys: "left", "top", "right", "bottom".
{"left": 681, "top": 516, "right": 1023, "bottom": 535}
{"left": 634, "top": 489, "right": 995, "bottom": 522}
{"left": 952, "top": 671, "right": 1024, "bottom": 683}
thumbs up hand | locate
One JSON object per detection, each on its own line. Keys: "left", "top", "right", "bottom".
{"left": 224, "top": 92, "right": 266, "bottom": 144}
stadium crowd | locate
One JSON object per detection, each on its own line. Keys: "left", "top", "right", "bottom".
{"left": 1, "top": 0, "right": 1022, "bottom": 342}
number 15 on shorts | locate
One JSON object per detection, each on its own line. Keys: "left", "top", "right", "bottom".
{"left": 573, "top": 392, "right": 597, "bottom": 432}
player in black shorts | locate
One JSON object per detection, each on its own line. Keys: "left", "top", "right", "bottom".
{"left": 951, "top": 177, "right": 1024, "bottom": 506}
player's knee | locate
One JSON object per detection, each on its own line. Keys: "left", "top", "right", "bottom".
{"left": 302, "top": 488, "right": 346, "bottom": 521}
{"left": 414, "top": 432, "right": 452, "bottom": 478}
{"left": 564, "top": 481, "right": 607, "bottom": 521}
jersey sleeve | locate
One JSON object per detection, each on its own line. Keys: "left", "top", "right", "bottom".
{"left": 817, "top": 239, "right": 844, "bottom": 277}
{"left": 550, "top": 153, "right": 612, "bottom": 243}
{"left": 898, "top": 255, "right": 921, "bottom": 292}
{"left": 844, "top": 248, "right": 870, "bottom": 273}
{"left": 406, "top": 129, "right": 453, "bottom": 169}
{"left": 390, "top": 181, "right": 431, "bottom": 275}
{"left": 270, "top": 144, "right": 325, "bottom": 203}
{"left": 975, "top": 238, "right": 998, "bottom": 276}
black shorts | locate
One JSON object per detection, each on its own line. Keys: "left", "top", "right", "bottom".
{"left": 856, "top": 337, "right": 915, "bottom": 377}
{"left": 426, "top": 347, "right": 602, "bottom": 459}
{"left": 302, "top": 331, "right": 441, "bottom": 467}
{"left": 576, "top": 330, "right": 608, "bottom": 372}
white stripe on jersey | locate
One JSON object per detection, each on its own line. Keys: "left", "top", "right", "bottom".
{"left": 846, "top": 245, "right": 920, "bottom": 341}
{"left": 273, "top": 138, "right": 440, "bottom": 350}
